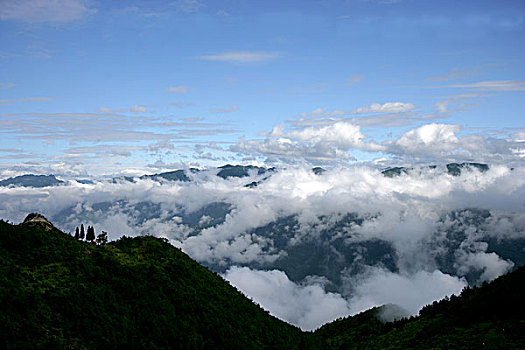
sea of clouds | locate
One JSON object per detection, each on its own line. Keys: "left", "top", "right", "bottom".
{"left": 1, "top": 164, "right": 524, "bottom": 330}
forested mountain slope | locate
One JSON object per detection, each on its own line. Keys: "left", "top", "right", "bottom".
{"left": 0, "top": 214, "right": 307, "bottom": 349}
{"left": 1, "top": 214, "right": 523, "bottom": 349}
{"left": 315, "top": 265, "right": 525, "bottom": 349}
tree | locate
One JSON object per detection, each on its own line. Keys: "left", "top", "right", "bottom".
{"left": 86, "top": 225, "right": 95, "bottom": 242}
{"left": 96, "top": 231, "right": 108, "bottom": 245}
{"left": 74, "top": 227, "right": 79, "bottom": 239}
{"left": 80, "top": 224, "right": 85, "bottom": 240}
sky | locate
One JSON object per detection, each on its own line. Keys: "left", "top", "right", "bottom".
{"left": 0, "top": 0, "right": 524, "bottom": 177}
{"left": 1, "top": 0, "right": 525, "bottom": 330}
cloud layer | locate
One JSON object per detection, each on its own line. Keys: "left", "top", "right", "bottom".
{"left": 0, "top": 164, "right": 524, "bottom": 329}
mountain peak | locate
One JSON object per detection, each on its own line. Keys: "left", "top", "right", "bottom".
{"left": 22, "top": 213, "right": 55, "bottom": 231}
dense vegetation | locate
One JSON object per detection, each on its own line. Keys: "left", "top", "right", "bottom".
{"left": 316, "top": 264, "right": 525, "bottom": 349}
{"left": 1, "top": 214, "right": 523, "bottom": 349}
{"left": 0, "top": 215, "right": 307, "bottom": 349}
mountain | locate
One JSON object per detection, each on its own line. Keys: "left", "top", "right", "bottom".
{"left": 140, "top": 169, "right": 200, "bottom": 182}
{"left": 382, "top": 162, "right": 489, "bottom": 177}
{"left": 0, "top": 174, "right": 64, "bottom": 187}
{"left": 1, "top": 214, "right": 524, "bottom": 349}
{"left": 315, "top": 265, "right": 525, "bottom": 349}
{"left": 0, "top": 214, "right": 307, "bottom": 349}
{"left": 30, "top": 164, "right": 524, "bottom": 296}
{"left": 216, "top": 164, "right": 272, "bottom": 179}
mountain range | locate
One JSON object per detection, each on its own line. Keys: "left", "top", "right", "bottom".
{"left": 1, "top": 163, "right": 523, "bottom": 330}
{"left": 0, "top": 214, "right": 523, "bottom": 349}
{"left": 0, "top": 162, "right": 491, "bottom": 188}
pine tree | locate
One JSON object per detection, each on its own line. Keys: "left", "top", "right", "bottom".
{"left": 86, "top": 225, "right": 95, "bottom": 242}
{"left": 74, "top": 227, "right": 79, "bottom": 239}
{"left": 80, "top": 224, "right": 85, "bottom": 240}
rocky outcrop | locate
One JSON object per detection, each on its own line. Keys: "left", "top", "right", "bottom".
{"left": 22, "top": 213, "right": 56, "bottom": 231}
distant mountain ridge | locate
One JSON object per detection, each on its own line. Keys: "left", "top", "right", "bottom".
{"left": 381, "top": 162, "right": 490, "bottom": 177}
{"left": 1, "top": 162, "right": 492, "bottom": 187}
{"left": 0, "top": 174, "right": 64, "bottom": 187}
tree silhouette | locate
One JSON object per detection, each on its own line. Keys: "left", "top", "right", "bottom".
{"left": 74, "top": 227, "right": 79, "bottom": 239}
{"left": 96, "top": 231, "right": 108, "bottom": 245}
{"left": 86, "top": 225, "right": 95, "bottom": 242}
{"left": 80, "top": 224, "right": 85, "bottom": 240}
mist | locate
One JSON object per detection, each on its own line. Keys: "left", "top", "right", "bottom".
{"left": 0, "top": 164, "right": 524, "bottom": 330}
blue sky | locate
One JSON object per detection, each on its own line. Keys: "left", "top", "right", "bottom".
{"left": 0, "top": 0, "right": 524, "bottom": 177}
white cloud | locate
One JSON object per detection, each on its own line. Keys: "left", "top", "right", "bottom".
{"left": 234, "top": 120, "right": 524, "bottom": 164}
{"left": 166, "top": 86, "right": 188, "bottom": 94}
{"left": 286, "top": 122, "right": 383, "bottom": 152}
{"left": 233, "top": 122, "right": 384, "bottom": 162}
{"left": 347, "top": 268, "right": 467, "bottom": 316}
{"left": 0, "top": 0, "right": 95, "bottom": 23}
{"left": 296, "top": 102, "right": 416, "bottom": 120}
{"left": 455, "top": 251, "right": 514, "bottom": 282}
{"left": 383, "top": 123, "right": 524, "bottom": 163}
{"left": 390, "top": 123, "right": 461, "bottom": 155}
{"left": 224, "top": 267, "right": 351, "bottom": 331}
{"left": 130, "top": 105, "right": 147, "bottom": 113}
{"left": 349, "top": 102, "right": 416, "bottom": 114}
{"left": 1, "top": 164, "right": 524, "bottom": 330}
{"left": 199, "top": 51, "right": 280, "bottom": 63}
{"left": 445, "top": 80, "right": 525, "bottom": 92}
{"left": 434, "top": 100, "right": 450, "bottom": 114}
{"left": 425, "top": 67, "right": 477, "bottom": 82}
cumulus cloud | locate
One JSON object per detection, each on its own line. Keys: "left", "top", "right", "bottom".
{"left": 385, "top": 123, "right": 525, "bottom": 164}
{"left": 235, "top": 119, "right": 524, "bottom": 164}
{"left": 233, "top": 122, "right": 384, "bottom": 162}
{"left": 390, "top": 123, "right": 461, "bottom": 155}
{"left": 455, "top": 252, "right": 514, "bottom": 282}
{"left": 0, "top": 164, "right": 524, "bottom": 329}
{"left": 0, "top": 0, "right": 96, "bottom": 23}
{"left": 347, "top": 268, "right": 467, "bottom": 316}
{"left": 224, "top": 267, "right": 351, "bottom": 331}
{"left": 232, "top": 116, "right": 525, "bottom": 165}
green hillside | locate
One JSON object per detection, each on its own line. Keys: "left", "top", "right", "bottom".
{"left": 1, "top": 214, "right": 524, "bottom": 349}
{"left": 315, "top": 266, "right": 525, "bottom": 349}
{"left": 0, "top": 215, "right": 307, "bottom": 349}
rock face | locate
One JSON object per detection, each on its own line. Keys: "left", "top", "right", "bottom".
{"left": 22, "top": 213, "right": 55, "bottom": 231}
